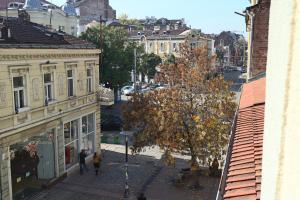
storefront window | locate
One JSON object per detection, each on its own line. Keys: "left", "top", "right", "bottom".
{"left": 64, "top": 120, "right": 79, "bottom": 169}
{"left": 88, "top": 113, "right": 95, "bottom": 132}
{"left": 82, "top": 116, "right": 88, "bottom": 136}
{"left": 64, "top": 114, "right": 95, "bottom": 169}
{"left": 81, "top": 113, "right": 95, "bottom": 155}
{"left": 10, "top": 130, "right": 55, "bottom": 200}
{"left": 64, "top": 141, "right": 78, "bottom": 169}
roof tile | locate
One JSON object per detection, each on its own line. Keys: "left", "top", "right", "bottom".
{"left": 223, "top": 77, "right": 265, "bottom": 200}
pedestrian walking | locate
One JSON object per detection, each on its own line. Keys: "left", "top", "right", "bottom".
{"left": 79, "top": 149, "right": 88, "bottom": 174}
{"left": 137, "top": 193, "right": 146, "bottom": 200}
{"left": 93, "top": 152, "right": 102, "bottom": 175}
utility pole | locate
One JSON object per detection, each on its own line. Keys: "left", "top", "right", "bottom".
{"left": 120, "top": 130, "right": 130, "bottom": 198}
{"left": 49, "top": 9, "right": 53, "bottom": 28}
{"left": 134, "top": 48, "right": 137, "bottom": 92}
{"left": 99, "top": 15, "right": 104, "bottom": 85}
{"left": 5, "top": 0, "right": 8, "bottom": 19}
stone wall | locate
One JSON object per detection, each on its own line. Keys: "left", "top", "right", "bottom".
{"left": 0, "top": 146, "right": 10, "bottom": 200}
{"left": 250, "top": 0, "right": 271, "bottom": 77}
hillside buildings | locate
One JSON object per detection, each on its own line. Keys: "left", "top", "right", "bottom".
{"left": 0, "top": 0, "right": 117, "bottom": 36}
{"left": 0, "top": 16, "right": 101, "bottom": 200}
{"left": 0, "top": 0, "right": 79, "bottom": 36}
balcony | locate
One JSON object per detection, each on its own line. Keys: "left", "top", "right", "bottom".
{"left": 98, "top": 86, "right": 114, "bottom": 106}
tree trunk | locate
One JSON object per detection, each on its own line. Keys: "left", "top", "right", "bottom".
{"left": 187, "top": 137, "right": 199, "bottom": 171}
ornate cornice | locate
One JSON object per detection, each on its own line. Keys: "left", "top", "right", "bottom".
{"left": 0, "top": 53, "right": 100, "bottom": 61}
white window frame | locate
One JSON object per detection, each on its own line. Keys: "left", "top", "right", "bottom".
{"left": 67, "top": 69, "right": 75, "bottom": 97}
{"left": 44, "top": 73, "right": 54, "bottom": 103}
{"left": 86, "top": 68, "right": 93, "bottom": 93}
{"left": 160, "top": 42, "right": 164, "bottom": 52}
{"left": 63, "top": 119, "right": 80, "bottom": 170}
{"left": 13, "top": 76, "right": 27, "bottom": 113}
{"left": 173, "top": 43, "right": 177, "bottom": 52}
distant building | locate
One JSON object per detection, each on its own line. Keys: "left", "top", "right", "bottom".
{"left": 0, "top": 0, "right": 79, "bottom": 36}
{"left": 138, "top": 17, "right": 188, "bottom": 31}
{"left": 214, "top": 31, "right": 247, "bottom": 67}
{"left": 0, "top": 16, "right": 101, "bottom": 200}
{"left": 74, "top": 0, "right": 116, "bottom": 35}
{"left": 129, "top": 29, "right": 215, "bottom": 60}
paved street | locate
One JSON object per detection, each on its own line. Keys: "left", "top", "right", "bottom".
{"left": 27, "top": 71, "right": 241, "bottom": 200}
{"left": 223, "top": 70, "right": 245, "bottom": 102}
{"left": 29, "top": 138, "right": 219, "bottom": 200}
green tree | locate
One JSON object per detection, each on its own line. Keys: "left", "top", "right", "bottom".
{"left": 139, "top": 53, "right": 162, "bottom": 79}
{"left": 118, "top": 13, "right": 142, "bottom": 29}
{"left": 123, "top": 43, "right": 236, "bottom": 169}
{"left": 80, "top": 26, "right": 143, "bottom": 88}
{"left": 164, "top": 54, "right": 176, "bottom": 64}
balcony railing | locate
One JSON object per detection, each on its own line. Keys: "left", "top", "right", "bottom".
{"left": 97, "top": 86, "right": 114, "bottom": 106}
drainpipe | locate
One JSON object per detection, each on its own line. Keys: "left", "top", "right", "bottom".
{"left": 246, "top": 10, "right": 255, "bottom": 81}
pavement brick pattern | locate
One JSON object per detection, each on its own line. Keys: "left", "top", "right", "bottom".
{"left": 29, "top": 142, "right": 219, "bottom": 200}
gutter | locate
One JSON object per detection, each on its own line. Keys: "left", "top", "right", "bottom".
{"left": 215, "top": 85, "right": 242, "bottom": 200}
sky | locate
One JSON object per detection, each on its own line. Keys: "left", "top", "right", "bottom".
{"left": 52, "top": 0, "right": 249, "bottom": 35}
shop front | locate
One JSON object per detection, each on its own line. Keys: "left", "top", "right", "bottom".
{"left": 64, "top": 113, "right": 95, "bottom": 170}
{"left": 10, "top": 129, "right": 56, "bottom": 200}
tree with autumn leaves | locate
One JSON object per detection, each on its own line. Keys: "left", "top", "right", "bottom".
{"left": 123, "top": 43, "right": 236, "bottom": 169}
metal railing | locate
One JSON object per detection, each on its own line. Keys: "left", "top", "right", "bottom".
{"left": 97, "top": 86, "right": 114, "bottom": 105}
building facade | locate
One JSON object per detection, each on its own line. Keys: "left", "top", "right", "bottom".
{"left": 0, "top": 17, "right": 100, "bottom": 200}
{"left": 245, "top": 0, "right": 271, "bottom": 79}
{"left": 130, "top": 29, "right": 215, "bottom": 60}
{"left": 0, "top": 0, "right": 79, "bottom": 36}
{"left": 74, "top": 0, "right": 116, "bottom": 35}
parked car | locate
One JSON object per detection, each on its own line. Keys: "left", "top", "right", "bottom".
{"left": 140, "top": 87, "right": 151, "bottom": 94}
{"left": 155, "top": 84, "right": 169, "bottom": 90}
{"left": 121, "top": 85, "right": 134, "bottom": 95}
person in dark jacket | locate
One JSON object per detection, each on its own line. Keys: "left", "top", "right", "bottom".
{"left": 79, "top": 149, "right": 88, "bottom": 174}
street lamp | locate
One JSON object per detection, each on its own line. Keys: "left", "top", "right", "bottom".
{"left": 134, "top": 48, "right": 137, "bottom": 92}
{"left": 120, "top": 129, "right": 133, "bottom": 198}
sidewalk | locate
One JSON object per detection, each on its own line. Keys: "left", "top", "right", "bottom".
{"left": 30, "top": 143, "right": 219, "bottom": 200}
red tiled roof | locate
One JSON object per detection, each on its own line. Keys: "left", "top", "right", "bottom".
{"left": 239, "top": 77, "right": 265, "bottom": 109}
{"left": 223, "top": 77, "right": 265, "bottom": 200}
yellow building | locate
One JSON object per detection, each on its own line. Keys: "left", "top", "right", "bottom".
{"left": 0, "top": 16, "right": 101, "bottom": 200}
{"left": 129, "top": 29, "right": 215, "bottom": 60}
{"left": 0, "top": 0, "right": 79, "bottom": 36}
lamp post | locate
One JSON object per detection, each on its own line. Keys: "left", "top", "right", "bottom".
{"left": 134, "top": 48, "right": 137, "bottom": 92}
{"left": 120, "top": 130, "right": 131, "bottom": 198}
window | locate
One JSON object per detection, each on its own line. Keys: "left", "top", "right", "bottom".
{"left": 81, "top": 113, "right": 95, "bottom": 155}
{"left": 44, "top": 73, "right": 54, "bottom": 103}
{"left": 64, "top": 120, "right": 79, "bottom": 169}
{"left": 71, "top": 26, "right": 75, "bottom": 36}
{"left": 67, "top": 69, "right": 74, "bottom": 97}
{"left": 58, "top": 26, "right": 65, "bottom": 32}
{"left": 173, "top": 43, "right": 177, "bottom": 52}
{"left": 160, "top": 43, "right": 164, "bottom": 52}
{"left": 86, "top": 68, "right": 93, "bottom": 93}
{"left": 149, "top": 42, "right": 153, "bottom": 52}
{"left": 13, "top": 76, "right": 26, "bottom": 112}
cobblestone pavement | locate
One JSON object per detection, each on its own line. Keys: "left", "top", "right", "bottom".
{"left": 30, "top": 139, "right": 219, "bottom": 200}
